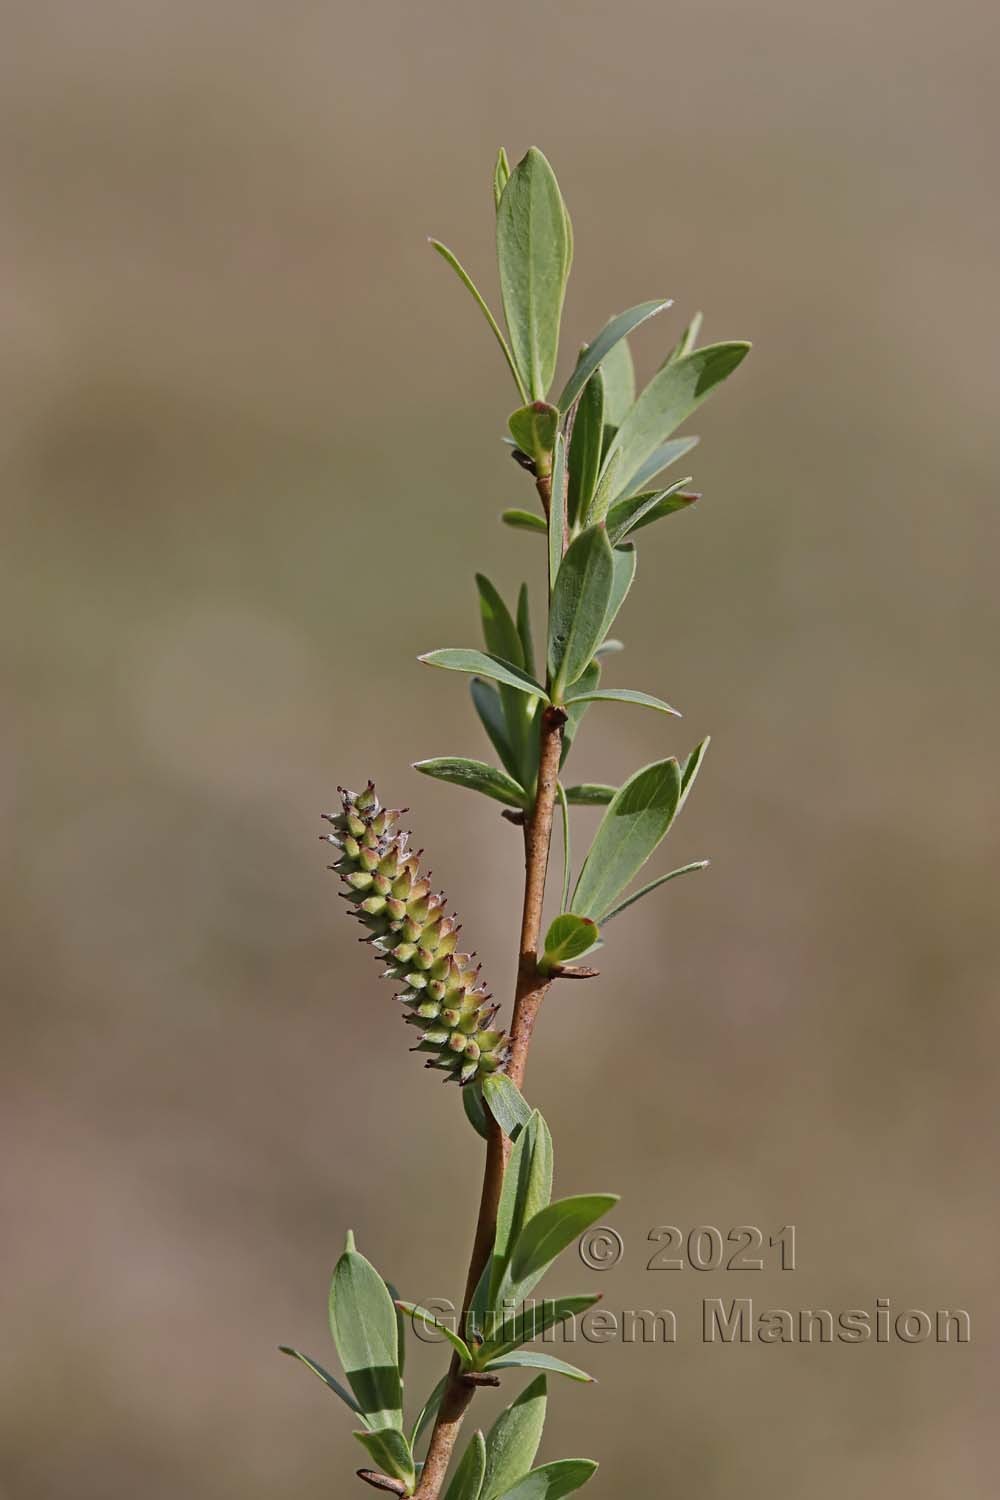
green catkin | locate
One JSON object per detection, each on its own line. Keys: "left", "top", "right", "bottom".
{"left": 323, "top": 782, "right": 508, "bottom": 1084}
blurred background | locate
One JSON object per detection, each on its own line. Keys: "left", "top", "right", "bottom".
{"left": 2, "top": 1, "right": 997, "bottom": 1495}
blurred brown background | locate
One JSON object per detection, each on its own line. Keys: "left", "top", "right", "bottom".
{"left": 2, "top": 1, "right": 997, "bottom": 1495}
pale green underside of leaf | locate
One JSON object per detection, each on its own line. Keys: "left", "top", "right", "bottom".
{"left": 430, "top": 238, "right": 527, "bottom": 402}
{"left": 572, "top": 759, "right": 683, "bottom": 921}
{"left": 482, "top": 1073, "right": 533, "bottom": 1139}
{"left": 618, "top": 434, "right": 699, "bottom": 499}
{"left": 562, "top": 687, "right": 680, "bottom": 716}
{"left": 485, "top": 1355, "right": 596, "bottom": 1389}
{"left": 354, "top": 1427, "right": 416, "bottom": 1490}
{"left": 602, "top": 341, "right": 750, "bottom": 495}
{"left": 557, "top": 299, "right": 671, "bottom": 412}
{"left": 419, "top": 649, "right": 547, "bottom": 701}
{"left": 481, "top": 1376, "right": 547, "bottom": 1500}
{"left": 328, "top": 1243, "right": 403, "bottom": 1430}
{"left": 414, "top": 757, "right": 527, "bottom": 808}
{"left": 599, "top": 860, "right": 709, "bottom": 924}
{"left": 445, "top": 1429, "right": 487, "bottom": 1500}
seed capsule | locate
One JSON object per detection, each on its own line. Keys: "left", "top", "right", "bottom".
{"left": 326, "top": 783, "right": 509, "bottom": 1083}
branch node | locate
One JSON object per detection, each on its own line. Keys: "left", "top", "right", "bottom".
{"left": 461, "top": 1371, "right": 501, "bottom": 1388}
{"left": 501, "top": 808, "right": 526, "bottom": 825}
{"left": 550, "top": 964, "right": 601, "bottom": 980}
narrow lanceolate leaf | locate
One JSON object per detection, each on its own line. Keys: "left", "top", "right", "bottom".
{"left": 493, "top": 147, "right": 511, "bottom": 210}
{"left": 278, "top": 1347, "right": 369, "bottom": 1425}
{"left": 470, "top": 679, "right": 523, "bottom": 782}
{"left": 562, "top": 784, "right": 615, "bottom": 806}
{"left": 476, "top": 575, "right": 534, "bottom": 779}
{"left": 516, "top": 584, "right": 535, "bottom": 679}
{"left": 562, "top": 686, "right": 681, "bottom": 717}
{"left": 484, "top": 1354, "right": 596, "bottom": 1388}
{"left": 602, "top": 341, "right": 750, "bottom": 495}
{"left": 502, "top": 508, "right": 547, "bottom": 533}
{"left": 556, "top": 299, "right": 672, "bottom": 412}
{"left": 411, "top": 1373, "right": 448, "bottom": 1451}
{"left": 605, "top": 479, "right": 693, "bottom": 546}
{"left": 497, "top": 148, "right": 572, "bottom": 400}
{"left": 463, "top": 1080, "right": 490, "bottom": 1140}
{"left": 477, "top": 574, "right": 525, "bottom": 669}
{"left": 445, "top": 1430, "right": 487, "bottom": 1500}
{"left": 329, "top": 1237, "right": 403, "bottom": 1429}
{"left": 386, "top": 1280, "right": 406, "bottom": 1382}
{"left": 583, "top": 447, "right": 621, "bottom": 527}
{"left": 508, "top": 1195, "right": 620, "bottom": 1293}
{"left": 599, "top": 861, "right": 709, "bottom": 925}
{"left": 548, "top": 526, "right": 614, "bottom": 697}
{"left": 664, "top": 308, "right": 703, "bottom": 365}
{"left": 618, "top": 434, "right": 700, "bottom": 499}
{"left": 508, "top": 403, "right": 559, "bottom": 470}
{"left": 599, "top": 544, "right": 636, "bottom": 642}
{"left": 678, "top": 734, "right": 710, "bottom": 814}
{"left": 612, "top": 490, "right": 700, "bottom": 540}
{"left": 481, "top": 1376, "right": 547, "bottom": 1500}
{"left": 490, "top": 1111, "right": 554, "bottom": 1304}
{"left": 572, "top": 759, "right": 683, "bottom": 921}
{"left": 559, "top": 660, "right": 599, "bottom": 769}
{"left": 548, "top": 432, "right": 567, "bottom": 594}
{"left": 414, "top": 758, "right": 527, "bottom": 808}
{"left": 482, "top": 1072, "right": 533, "bottom": 1139}
{"left": 539, "top": 913, "right": 599, "bottom": 972}
{"left": 566, "top": 369, "right": 604, "bottom": 529}
{"left": 419, "top": 649, "right": 547, "bottom": 701}
{"left": 483, "top": 1294, "right": 601, "bottom": 1359}
{"left": 395, "top": 1301, "right": 473, "bottom": 1365}
{"left": 429, "top": 239, "right": 527, "bottom": 402}
{"left": 353, "top": 1428, "right": 416, "bottom": 1491}
{"left": 599, "top": 336, "right": 635, "bottom": 428}
{"left": 492, "top": 1460, "right": 598, "bottom": 1500}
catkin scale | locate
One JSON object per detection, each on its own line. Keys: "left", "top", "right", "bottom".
{"left": 323, "top": 782, "right": 508, "bottom": 1084}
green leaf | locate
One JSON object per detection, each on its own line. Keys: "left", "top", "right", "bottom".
{"left": 605, "top": 479, "right": 693, "bottom": 546}
{"left": 278, "top": 1346, "right": 369, "bottom": 1425}
{"left": 562, "top": 687, "right": 680, "bottom": 717}
{"left": 481, "top": 1073, "right": 533, "bottom": 1139}
{"left": 583, "top": 448, "right": 621, "bottom": 527}
{"left": 556, "top": 299, "right": 671, "bottom": 412}
{"left": 664, "top": 308, "right": 703, "bottom": 365}
{"left": 516, "top": 584, "right": 535, "bottom": 680}
{"left": 619, "top": 434, "right": 699, "bottom": 498}
{"left": 539, "top": 914, "right": 599, "bottom": 971}
{"left": 395, "top": 1301, "right": 473, "bottom": 1365}
{"left": 563, "top": 784, "right": 615, "bottom": 806}
{"left": 419, "top": 650, "right": 547, "bottom": 702}
{"left": 548, "top": 526, "right": 614, "bottom": 697}
{"left": 482, "top": 1295, "right": 601, "bottom": 1360}
{"left": 414, "top": 758, "right": 527, "bottom": 808}
{"left": 614, "top": 489, "right": 699, "bottom": 539}
{"left": 547, "top": 432, "right": 566, "bottom": 595}
{"left": 411, "top": 1374, "right": 448, "bottom": 1451}
{"left": 508, "top": 403, "right": 559, "bottom": 469}
{"left": 385, "top": 1280, "right": 405, "bottom": 1382}
{"left": 430, "top": 239, "right": 527, "bottom": 403}
{"left": 566, "top": 370, "right": 604, "bottom": 530}
{"left": 599, "top": 861, "right": 709, "bottom": 925}
{"left": 354, "top": 1427, "right": 416, "bottom": 1491}
{"left": 497, "top": 147, "right": 572, "bottom": 400}
{"left": 557, "top": 782, "right": 571, "bottom": 912}
{"left": 445, "top": 1430, "right": 487, "bottom": 1500}
{"left": 470, "top": 679, "right": 523, "bottom": 783}
{"left": 572, "top": 759, "right": 683, "bottom": 921}
{"left": 559, "top": 659, "right": 599, "bottom": 768}
{"left": 508, "top": 1195, "right": 619, "bottom": 1293}
{"left": 484, "top": 1355, "right": 596, "bottom": 1389}
{"left": 328, "top": 1236, "right": 403, "bottom": 1430}
{"left": 493, "top": 148, "right": 511, "bottom": 210}
{"left": 602, "top": 341, "right": 750, "bottom": 495}
{"left": 599, "top": 337, "right": 635, "bottom": 428}
{"left": 477, "top": 575, "right": 524, "bottom": 669}
{"left": 599, "top": 543, "right": 636, "bottom": 642}
{"left": 490, "top": 1111, "right": 553, "bottom": 1304}
{"left": 502, "top": 508, "right": 547, "bottom": 534}
{"left": 463, "top": 1081, "right": 489, "bottom": 1140}
{"left": 678, "top": 734, "right": 710, "bottom": 814}
{"left": 481, "top": 1376, "right": 547, "bottom": 1500}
